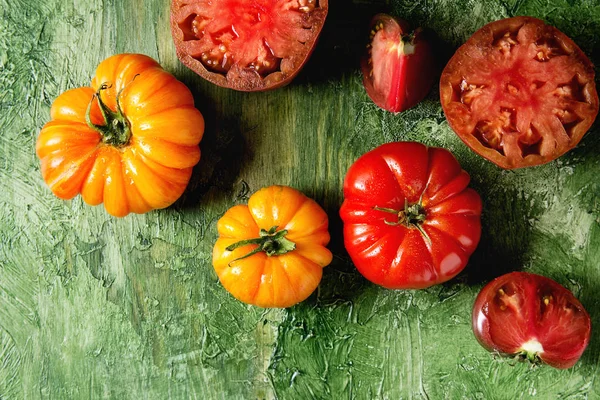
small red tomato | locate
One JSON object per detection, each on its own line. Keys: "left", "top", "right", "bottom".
{"left": 472, "top": 272, "right": 591, "bottom": 369}
{"left": 340, "top": 142, "right": 482, "bottom": 289}
{"left": 362, "top": 14, "right": 436, "bottom": 113}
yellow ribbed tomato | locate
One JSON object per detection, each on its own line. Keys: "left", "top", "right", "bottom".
{"left": 212, "top": 186, "right": 333, "bottom": 308}
{"left": 36, "top": 54, "right": 204, "bottom": 217}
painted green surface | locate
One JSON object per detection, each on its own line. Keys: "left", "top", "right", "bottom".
{"left": 1, "top": 0, "right": 600, "bottom": 398}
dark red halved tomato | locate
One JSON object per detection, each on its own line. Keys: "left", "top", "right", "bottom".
{"left": 362, "top": 14, "right": 436, "bottom": 113}
{"left": 170, "top": 0, "right": 328, "bottom": 91}
{"left": 472, "top": 272, "right": 591, "bottom": 369}
{"left": 440, "top": 16, "right": 599, "bottom": 169}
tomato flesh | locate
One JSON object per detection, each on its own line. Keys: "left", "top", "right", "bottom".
{"left": 472, "top": 272, "right": 591, "bottom": 369}
{"left": 171, "top": 0, "right": 327, "bottom": 91}
{"left": 441, "top": 17, "right": 599, "bottom": 169}
{"left": 362, "top": 15, "right": 435, "bottom": 113}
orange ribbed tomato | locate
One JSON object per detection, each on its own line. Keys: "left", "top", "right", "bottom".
{"left": 36, "top": 54, "right": 204, "bottom": 217}
{"left": 212, "top": 186, "right": 333, "bottom": 308}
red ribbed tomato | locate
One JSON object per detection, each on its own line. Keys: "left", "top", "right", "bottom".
{"left": 340, "top": 142, "right": 482, "bottom": 289}
{"left": 472, "top": 272, "right": 591, "bottom": 369}
{"left": 440, "top": 16, "right": 599, "bottom": 169}
{"left": 170, "top": 0, "right": 328, "bottom": 91}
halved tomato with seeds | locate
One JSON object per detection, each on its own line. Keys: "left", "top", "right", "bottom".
{"left": 171, "top": 0, "right": 328, "bottom": 91}
{"left": 440, "top": 16, "right": 599, "bottom": 169}
{"left": 472, "top": 272, "right": 591, "bottom": 369}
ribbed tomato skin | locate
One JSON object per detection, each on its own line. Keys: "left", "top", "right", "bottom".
{"left": 212, "top": 186, "right": 333, "bottom": 308}
{"left": 340, "top": 142, "right": 482, "bottom": 289}
{"left": 36, "top": 54, "right": 204, "bottom": 217}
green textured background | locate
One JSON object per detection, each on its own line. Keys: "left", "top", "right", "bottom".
{"left": 1, "top": 0, "right": 600, "bottom": 398}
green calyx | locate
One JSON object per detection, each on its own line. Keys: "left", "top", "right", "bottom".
{"left": 85, "top": 83, "right": 132, "bottom": 147}
{"left": 374, "top": 198, "right": 427, "bottom": 226}
{"left": 511, "top": 339, "right": 544, "bottom": 367}
{"left": 374, "top": 198, "right": 431, "bottom": 244}
{"left": 513, "top": 350, "right": 542, "bottom": 367}
{"left": 226, "top": 226, "right": 296, "bottom": 263}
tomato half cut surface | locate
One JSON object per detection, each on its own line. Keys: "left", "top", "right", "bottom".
{"left": 362, "top": 14, "right": 435, "bottom": 113}
{"left": 171, "top": 0, "right": 328, "bottom": 91}
{"left": 440, "top": 16, "right": 599, "bottom": 169}
{"left": 340, "top": 142, "right": 482, "bottom": 289}
{"left": 472, "top": 272, "right": 591, "bottom": 369}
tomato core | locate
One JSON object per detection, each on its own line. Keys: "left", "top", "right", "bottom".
{"left": 519, "top": 339, "right": 544, "bottom": 363}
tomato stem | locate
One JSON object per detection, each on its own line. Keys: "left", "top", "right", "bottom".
{"left": 373, "top": 198, "right": 431, "bottom": 244}
{"left": 226, "top": 226, "right": 296, "bottom": 265}
{"left": 85, "top": 82, "right": 132, "bottom": 147}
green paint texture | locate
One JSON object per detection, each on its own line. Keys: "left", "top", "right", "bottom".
{"left": 1, "top": 0, "right": 600, "bottom": 398}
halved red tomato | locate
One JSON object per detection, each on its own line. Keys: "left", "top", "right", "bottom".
{"left": 362, "top": 14, "right": 435, "bottom": 113}
{"left": 440, "top": 16, "right": 599, "bottom": 169}
{"left": 171, "top": 0, "right": 328, "bottom": 91}
{"left": 340, "top": 142, "right": 482, "bottom": 289}
{"left": 472, "top": 272, "right": 591, "bottom": 369}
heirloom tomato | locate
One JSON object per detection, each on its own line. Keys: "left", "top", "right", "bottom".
{"left": 440, "top": 16, "right": 599, "bottom": 169}
{"left": 472, "top": 272, "right": 591, "bottom": 369}
{"left": 170, "top": 0, "right": 328, "bottom": 91}
{"left": 362, "top": 14, "right": 435, "bottom": 113}
{"left": 36, "top": 54, "right": 204, "bottom": 217}
{"left": 340, "top": 142, "right": 481, "bottom": 289}
{"left": 212, "top": 186, "right": 332, "bottom": 308}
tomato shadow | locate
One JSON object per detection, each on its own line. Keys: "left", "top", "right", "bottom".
{"left": 455, "top": 182, "right": 535, "bottom": 287}
{"left": 320, "top": 186, "right": 539, "bottom": 305}
{"left": 550, "top": 123, "right": 600, "bottom": 369}
{"left": 291, "top": 0, "right": 454, "bottom": 89}
{"left": 286, "top": 181, "right": 370, "bottom": 306}
{"left": 316, "top": 201, "right": 372, "bottom": 306}
{"left": 289, "top": 0, "right": 388, "bottom": 86}
{"left": 169, "top": 85, "right": 247, "bottom": 211}
{"left": 578, "top": 277, "right": 600, "bottom": 368}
